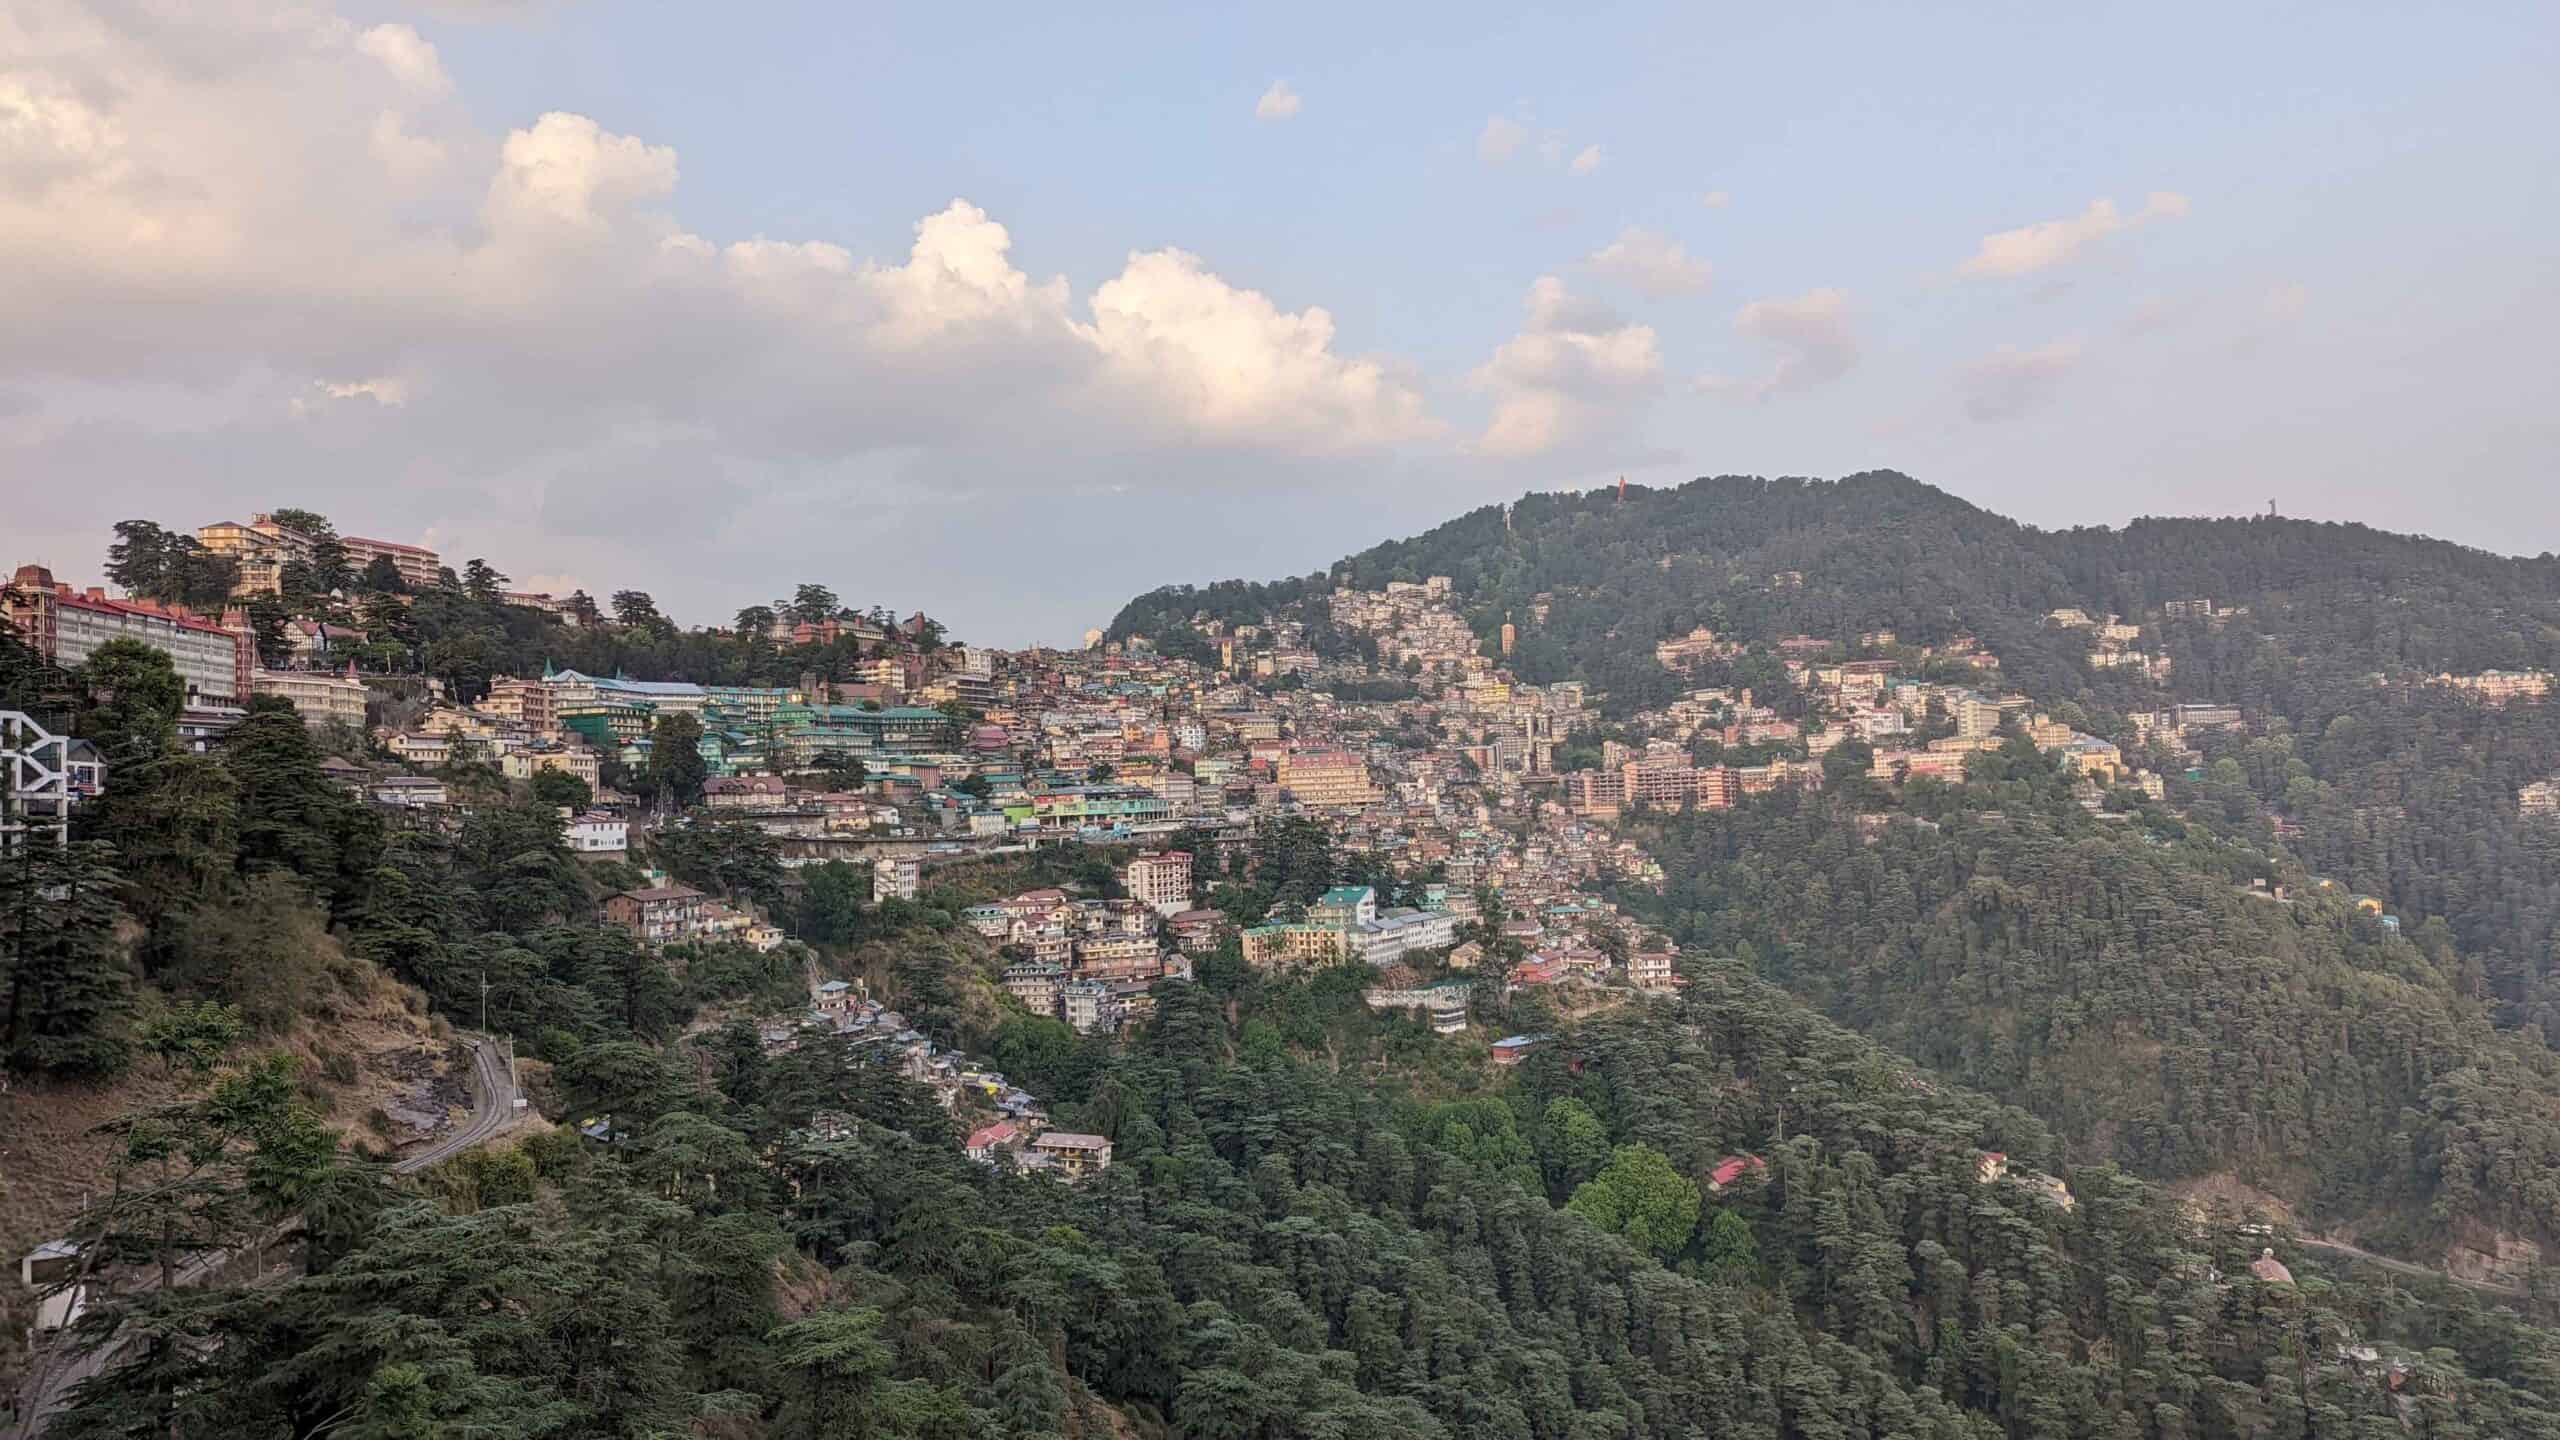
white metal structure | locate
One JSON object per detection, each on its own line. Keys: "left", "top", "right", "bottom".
{"left": 1, "top": 709, "right": 71, "bottom": 850}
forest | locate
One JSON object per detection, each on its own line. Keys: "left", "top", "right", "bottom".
{"left": 17, "top": 474, "right": 2560, "bottom": 1435}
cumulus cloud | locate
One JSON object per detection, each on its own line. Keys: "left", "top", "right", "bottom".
{"left": 1255, "top": 81, "right": 1301, "bottom": 121}
{"left": 0, "top": 0, "right": 1459, "bottom": 642}
{"left": 1567, "top": 144, "right": 1602, "bottom": 176}
{"left": 1711, "top": 288, "right": 1860, "bottom": 398}
{"left": 1585, "top": 226, "right": 1710, "bottom": 297}
{"left": 1956, "top": 340, "right": 2082, "bottom": 421}
{"left": 356, "top": 24, "right": 451, "bottom": 98}
{"left": 1960, "top": 192, "right": 2189, "bottom": 278}
{"left": 0, "top": 0, "right": 1436, "bottom": 468}
{"left": 1478, "top": 115, "right": 1529, "bottom": 164}
{"left": 1468, "top": 276, "right": 1662, "bottom": 458}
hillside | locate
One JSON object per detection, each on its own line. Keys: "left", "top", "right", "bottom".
{"left": 1115, "top": 472, "right": 2560, "bottom": 1260}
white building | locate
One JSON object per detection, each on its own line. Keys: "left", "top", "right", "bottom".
{"left": 564, "top": 811, "right": 628, "bottom": 854}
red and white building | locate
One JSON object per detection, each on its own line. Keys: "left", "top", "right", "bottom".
{"left": 4, "top": 565, "right": 253, "bottom": 708}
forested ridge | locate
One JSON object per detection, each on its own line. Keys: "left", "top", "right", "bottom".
{"left": 19, "top": 471, "right": 2560, "bottom": 1435}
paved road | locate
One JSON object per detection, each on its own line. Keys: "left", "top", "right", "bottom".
{"left": 2298, "top": 1235, "right": 2527, "bottom": 1299}
{"left": 7, "top": 1034, "right": 517, "bottom": 1438}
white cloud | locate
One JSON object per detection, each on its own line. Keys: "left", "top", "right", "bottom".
{"left": 1568, "top": 144, "right": 1602, "bottom": 176}
{"left": 356, "top": 24, "right": 451, "bottom": 98}
{"left": 321, "top": 377, "right": 410, "bottom": 406}
{"left": 1701, "top": 189, "right": 1730, "bottom": 208}
{"left": 1956, "top": 340, "right": 2082, "bottom": 421}
{"left": 1468, "top": 276, "right": 1661, "bottom": 457}
{"left": 1959, "top": 192, "right": 2189, "bottom": 278}
{"left": 2263, "top": 282, "right": 2309, "bottom": 321}
{"left": 1478, "top": 115, "right": 1528, "bottom": 164}
{"left": 1255, "top": 81, "right": 1301, "bottom": 122}
{"left": 1585, "top": 226, "right": 1710, "bottom": 297}
{"left": 1717, "top": 288, "right": 1860, "bottom": 398}
{"left": 0, "top": 0, "right": 1435, "bottom": 475}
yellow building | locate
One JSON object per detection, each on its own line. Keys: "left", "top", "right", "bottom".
{"left": 1274, "top": 746, "right": 1378, "bottom": 809}
{"left": 251, "top": 669, "right": 370, "bottom": 729}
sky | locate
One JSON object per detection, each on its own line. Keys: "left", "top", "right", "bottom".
{"left": 5, "top": 0, "right": 2556, "bottom": 645}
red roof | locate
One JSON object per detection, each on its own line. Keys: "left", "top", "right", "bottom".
{"left": 11, "top": 569, "right": 234, "bottom": 638}
{"left": 1710, "top": 1154, "right": 1767, "bottom": 1188}
{"left": 966, "top": 1122, "right": 1017, "bottom": 1150}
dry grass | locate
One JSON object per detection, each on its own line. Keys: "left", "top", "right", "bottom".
{"left": 0, "top": 950, "right": 446, "bottom": 1400}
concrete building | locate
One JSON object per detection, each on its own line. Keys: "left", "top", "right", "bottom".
{"left": 873, "top": 853, "right": 921, "bottom": 903}
{"left": 197, "top": 514, "right": 442, "bottom": 594}
{"left": 1240, "top": 922, "right": 1349, "bottom": 969}
{"left": 604, "top": 883, "right": 712, "bottom": 948}
{"left": 1123, "top": 850, "right": 1193, "bottom": 916}
{"left": 1028, "top": 1131, "right": 1112, "bottom": 1180}
{"left": 252, "top": 668, "right": 369, "bottom": 729}
{"left": 1275, "top": 746, "right": 1378, "bottom": 808}
{"left": 6, "top": 565, "right": 254, "bottom": 707}
{"left": 564, "top": 812, "right": 628, "bottom": 854}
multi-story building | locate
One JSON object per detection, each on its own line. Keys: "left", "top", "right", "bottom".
{"left": 197, "top": 514, "right": 443, "bottom": 594}
{"left": 1028, "top": 1131, "right": 1112, "bottom": 1179}
{"left": 2523, "top": 779, "right": 2560, "bottom": 819}
{"left": 704, "top": 775, "right": 793, "bottom": 809}
{"left": 1123, "top": 851, "right": 1193, "bottom": 916}
{"left": 564, "top": 812, "right": 628, "bottom": 854}
{"left": 1003, "top": 961, "right": 1067, "bottom": 1017}
{"left": 481, "top": 678, "right": 557, "bottom": 734}
{"left": 1274, "top": 746, "right": 1378, "bottom": 809}
{"left": 604, "top": 883, "right": 712, "bottom": 948}
{"left": 499, "top": 745, "right": 601, "bottom": 787}
{"left": 2436, "top": 670, "right": 2553, "bottom": 705}
{"left": 1309, "top": 885, "right": 1378, "bottom": 931}
{"left": 1628, "top": 950, "right": 1678, "bottom": 991}
{"left": 1061, "top": 980, "right": 1120, "bottom": 1035}
{"left": 1241, "top": 922, "right": 1349, "bottom": 969}
{"left": 873, "top": 853, "right": 921, "bottom": 903}
{"left": 252, "top": 668, "right": 369, "bottom": 729}
{"left": 6, "top": 565, "right": 254, "bottom": 707}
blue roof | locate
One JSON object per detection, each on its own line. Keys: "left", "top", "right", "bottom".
{"left": 1317, "top": 885, "right": 1375, "bottom": 906}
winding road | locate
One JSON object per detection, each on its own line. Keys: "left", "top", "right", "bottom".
{"left": 6, "top": 1034, "right": 518, "bottom": 1439}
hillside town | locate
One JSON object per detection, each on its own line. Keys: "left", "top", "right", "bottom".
{"left": 7, "top": 511, "right": 2554, "bottom": 1177}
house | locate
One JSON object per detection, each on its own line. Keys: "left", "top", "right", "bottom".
{"left": 705, "top": 774, "right": 793, "bottom": 809}
{"left": 1490, "top": 1033, "right": 1551, "bottom": 1066}
{"left": 1446, "top": 940, "right": 1484, "bottom": 971}
{"left": 388, "top": 731, "right": 453, "bottom": 767}
{"left": 1628, "top": 950, "right": 1678, "bottom": 991}
{"left": 564, "top": 811, "right": 628, "bottom": 855}
{"left": 1708, "top": 1154, "right": 1767, "bottom": 1192}
{"left": 965, "top": 1121, "right": 1022, "bottom": 1163}
{"left": 1167, "top": 908, "right": 1225, "bottom": 954}
{"left": 1029, "top": 1131, "right": 1112, "bottom": 1180}
{"left": 604, "top": 883, "right": 711, "bottom": 948}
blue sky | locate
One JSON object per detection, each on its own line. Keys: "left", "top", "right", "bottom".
{"left": 7, "top": 0, "right": 2556, "bottom": 642}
